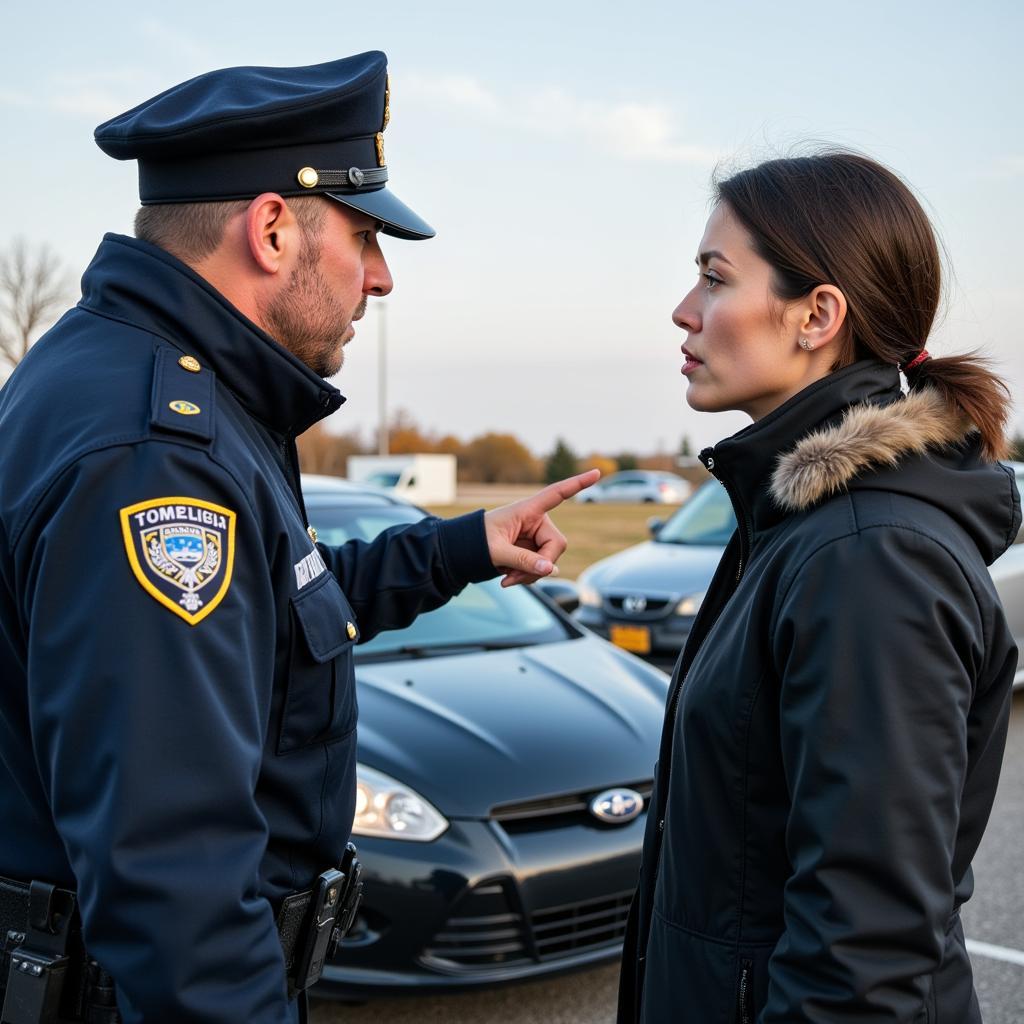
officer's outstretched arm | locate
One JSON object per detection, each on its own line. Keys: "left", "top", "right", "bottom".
{"left": 317, "top": 470, "right": 600, "bottom": 640}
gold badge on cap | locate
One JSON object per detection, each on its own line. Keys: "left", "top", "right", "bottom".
{"left": 297, "top": 166, "right": 319, "bottom": 188}
{"left": 375, "top": 133, "right": 386, "bottom": 167}
{"left": 178, "top": 355, "right": 201, "bottom": 373}
{"left": 382, "top": 74, "right": 391, "bottom": 130}
{"left": 169, "top": 400, "right": 201, "bottom": 416}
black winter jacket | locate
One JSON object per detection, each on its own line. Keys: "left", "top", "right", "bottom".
{"left": 617, "top": 361, "right": 1020, "bottom": 1023}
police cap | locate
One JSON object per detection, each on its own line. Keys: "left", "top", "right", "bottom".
{"left": 94, "top": 51, "right": 434, "bottom": 240}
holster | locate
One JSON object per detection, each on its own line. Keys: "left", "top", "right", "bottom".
{"left": 0, "top": 845, "right": 363, "bottom": 1021}
{"left": 0, "top": 878, "right": 117, "bottom": 1024}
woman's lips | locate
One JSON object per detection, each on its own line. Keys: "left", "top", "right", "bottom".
{"left": 682, "top": 354, "right": 703, "bottom": 376}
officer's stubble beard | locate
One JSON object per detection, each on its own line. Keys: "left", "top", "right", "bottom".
{"left": 259, "top": 227, "right": 364, "bottom": 380}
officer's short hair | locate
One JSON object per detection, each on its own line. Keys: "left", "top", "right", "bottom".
{"left": 134, "top": 196, "right": 327, "bottom": 265}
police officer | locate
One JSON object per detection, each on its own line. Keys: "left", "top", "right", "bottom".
{"left": 0, "top": 52, "right": 597, "bottom": 1023}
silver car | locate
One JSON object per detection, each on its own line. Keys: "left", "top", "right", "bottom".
{"left": 989, "top": 462, "right": 1024, "bottom": 689}
{"left": 574, "top": 470, "right": 692, "bottom": 505}
{"left": 574, "top": 480, "right": 733, "bottom": 665}
{"left": 576, "top": 470, "right": 1024, "bottom": 687}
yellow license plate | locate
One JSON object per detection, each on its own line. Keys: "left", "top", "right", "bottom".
{"left": 609, "top": 624, "right": 651, "bottom": 654}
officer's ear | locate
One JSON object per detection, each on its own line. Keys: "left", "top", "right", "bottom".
{"left": 245, "top": 193, "right": 301, "bottom": 275}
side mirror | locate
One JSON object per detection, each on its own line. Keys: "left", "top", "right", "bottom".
{"left": 534, "top": 579, "right": 580, "bottom": 614}
{"left": 647, "top": 516, "right": 665, "bottom": 537}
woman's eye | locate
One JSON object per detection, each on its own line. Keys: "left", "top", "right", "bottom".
{"left": 702, "top": 272, "right": 722, "bottom": 290}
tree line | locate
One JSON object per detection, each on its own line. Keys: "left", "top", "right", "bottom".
{"left": 295, "top": 412, "right": 693, "bottom": 485}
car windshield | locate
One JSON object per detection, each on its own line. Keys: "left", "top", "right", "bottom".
{"left": 655, "top": 481, "right": 736, "bottom": 546}
{"left": 364, "top": 471, "right": 402, "bottom": 488}
{"left": 306, "top": 502, "right": 572, "bottom": 658}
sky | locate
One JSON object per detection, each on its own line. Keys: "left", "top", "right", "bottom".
{"left": 3, "top": 0, "right": 1022, "bottom": 457}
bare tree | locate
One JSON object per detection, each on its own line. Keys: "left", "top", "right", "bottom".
{"left": 0, "top": 238, "right": 73, "bottom": 374}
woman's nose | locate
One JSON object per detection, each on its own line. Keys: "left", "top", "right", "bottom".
{"left": 672, "top": 288, "right": 701, "bottom": 332}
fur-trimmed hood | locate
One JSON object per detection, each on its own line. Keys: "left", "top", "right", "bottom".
{"left": 701, "top": 362, "right": 1020, "bottom": 568}
{"left": 771, "top": 387, "right": 972, "bottom": 511}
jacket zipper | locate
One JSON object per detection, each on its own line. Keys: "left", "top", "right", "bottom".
{"left": 736, "top": 958, "right": 753, "bottom": 1024}
{"left": 651, "top": 446, "right": 752, "bottom": 835}
{"left": 279, "top": 436, "right": 315, "bottom": 537}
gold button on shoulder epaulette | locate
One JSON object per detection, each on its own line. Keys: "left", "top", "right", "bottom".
{"left": 346, "top": 621, "right": 357, "bottom": 640}
{"left": 306, "top": 525, "right": 318, "bottom": 543}
{"left": 178, "top": 355, "right": 201, "bottom": 373}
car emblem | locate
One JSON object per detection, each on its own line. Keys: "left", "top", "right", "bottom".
{"left": 589, "top": 788, "right": 644, "bottom": 825}
{"left": 622, "top": 594, "right": 648, "bottom": 614}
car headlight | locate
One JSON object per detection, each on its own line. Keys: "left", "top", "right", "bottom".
{"left": 675, "top": 591, "right": 705, "bottom": 616}
{"left": 353, "top": 764, "right": 448, "bottom": 842}
{"left": 577, "top": 581, "right": 602, "bottom": 607}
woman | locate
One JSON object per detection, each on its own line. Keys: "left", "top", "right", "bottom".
{"left": 618, "top": 153, "right": 1020, "bottom": 1023}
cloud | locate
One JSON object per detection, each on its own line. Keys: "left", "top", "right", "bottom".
{"left": 988, "top": 155, "right": 1024, "bottom": 179}
{"left": 525, "top": 89, "right": 718, "bottom": 165}
{"left": 402, "top": 72, "right": 501, "bottom": 115}
{"left": 400, "top": 71, "right": 717, "bottom": 166}
{"left": 138, "top": 19, "right": 217, "bottom": 66}
{"left": 0, "top": 69, "right": 151, "bottom": 120}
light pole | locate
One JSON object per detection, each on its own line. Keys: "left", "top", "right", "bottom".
{"left": 377, "top": 301, "right": 388, "bottom": 456}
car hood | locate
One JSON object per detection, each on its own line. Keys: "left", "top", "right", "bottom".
{"left": 581, "top": 540, "right": 723, "bottom": 597}
{"left": 354, "top": 636, "right": 667, "bottom": 818}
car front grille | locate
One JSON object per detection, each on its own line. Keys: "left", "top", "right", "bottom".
{"left": 420, "top": 880, "right": 532, "bottom": 971}
{"left": 532, "top": 890, "right": 633, "bottom": 960}
{"left": 489, "top": 780, "right": 653, "bottom": 834}
{"left": 607, "top": 595, "right": 673, "bottom": 616}
{"left": 419, "top": 879, "right": 634, "bottom": 974}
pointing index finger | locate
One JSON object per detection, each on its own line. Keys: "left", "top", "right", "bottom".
{"left": 531, "top": 468, "right": 602, "bottom": 513}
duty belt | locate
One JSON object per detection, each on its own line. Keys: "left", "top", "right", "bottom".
{"left": 0, "top": 844, "right": 363, "bottom": 1023}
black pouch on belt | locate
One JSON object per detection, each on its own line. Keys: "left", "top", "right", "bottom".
{"left": 276, "top": 843, "right": 364, "bottom": 999}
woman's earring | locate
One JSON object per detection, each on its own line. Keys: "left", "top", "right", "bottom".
{"left": 799, "top": 337, "right": 813, "bottom": 351}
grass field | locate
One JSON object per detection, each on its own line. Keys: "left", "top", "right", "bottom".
{"left": 425, "top": 501, "right": 679, "bottom": 580}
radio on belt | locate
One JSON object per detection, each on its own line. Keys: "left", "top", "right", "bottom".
{"left": 293, "top": 843, "right": 363, "bottom": 991}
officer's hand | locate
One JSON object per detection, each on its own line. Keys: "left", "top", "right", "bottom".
{"left": 483, "top": 469, "right": 601, "bottom": 587}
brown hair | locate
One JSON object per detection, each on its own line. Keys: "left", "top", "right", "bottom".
{"left": 134, "top": 196, "right": 327, "bottom": 266}
{"left": 714, "top": 152, "right": 1010, "bottom": 460}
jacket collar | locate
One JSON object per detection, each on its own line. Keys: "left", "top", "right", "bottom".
{"left": 770, "top": 386, "right": 970, "bottom": 511}
{"left": 78, "top": 233, "right": 344, "bottom": 436}
{"left": 700, "top": 360, "right": 905, "bottom": 532}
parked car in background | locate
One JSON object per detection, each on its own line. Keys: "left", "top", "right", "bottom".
{"left": 574, "top": 470, "right": 691, "bottom": 504}
{"left": 574, "top": 479, "right": 733, "bottom": 666}
{"left": 989, "top": 461, "right": 1024, "bottom": 689}
{"left": 301, "top": 477, "right": 669, "bottom": 998}
{"left": 576, "top": 464, "right": 1024, "bottom": 688}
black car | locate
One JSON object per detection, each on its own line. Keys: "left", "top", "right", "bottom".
{"left": 300, "top": 477, "right": 669, "bottom": 997}
{"left": 573, "top": 479, "right": 736, "bottom": 667}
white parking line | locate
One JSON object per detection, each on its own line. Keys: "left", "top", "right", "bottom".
{"left": 966, "top": 938, "right": 1024, "bottom": 967}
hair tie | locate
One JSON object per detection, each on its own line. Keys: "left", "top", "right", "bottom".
{"left": 903, "top": 349, "right": 930, "bottom": 372}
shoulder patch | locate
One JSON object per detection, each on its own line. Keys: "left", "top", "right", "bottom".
{"left": 119, "top": 497, "right": 236, "bottom": 625}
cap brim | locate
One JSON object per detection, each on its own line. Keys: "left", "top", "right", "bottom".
{"left": 324, "top": 187, "right": 435, "bottom": 240}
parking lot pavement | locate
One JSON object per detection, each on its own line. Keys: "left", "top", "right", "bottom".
{"left": 311, "top": 963, "right": 620, "bottom": 1024}
{"left": 962, "top": 689, "right": 1024, "bottom": 1023}
{"left": 314, "top": 692, "right": 1024, "bottom": 1024}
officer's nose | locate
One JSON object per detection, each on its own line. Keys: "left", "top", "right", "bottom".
{"left": 365, "top": 245, "right": 393, "bottom": 298}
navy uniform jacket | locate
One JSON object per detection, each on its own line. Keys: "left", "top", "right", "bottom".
{"left": 0, "top": 234, "right": 493, "bottom": 1022}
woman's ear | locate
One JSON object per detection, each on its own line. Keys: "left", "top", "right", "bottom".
{"left": 797, "top": 284, "right": 848, "bottom": 354}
